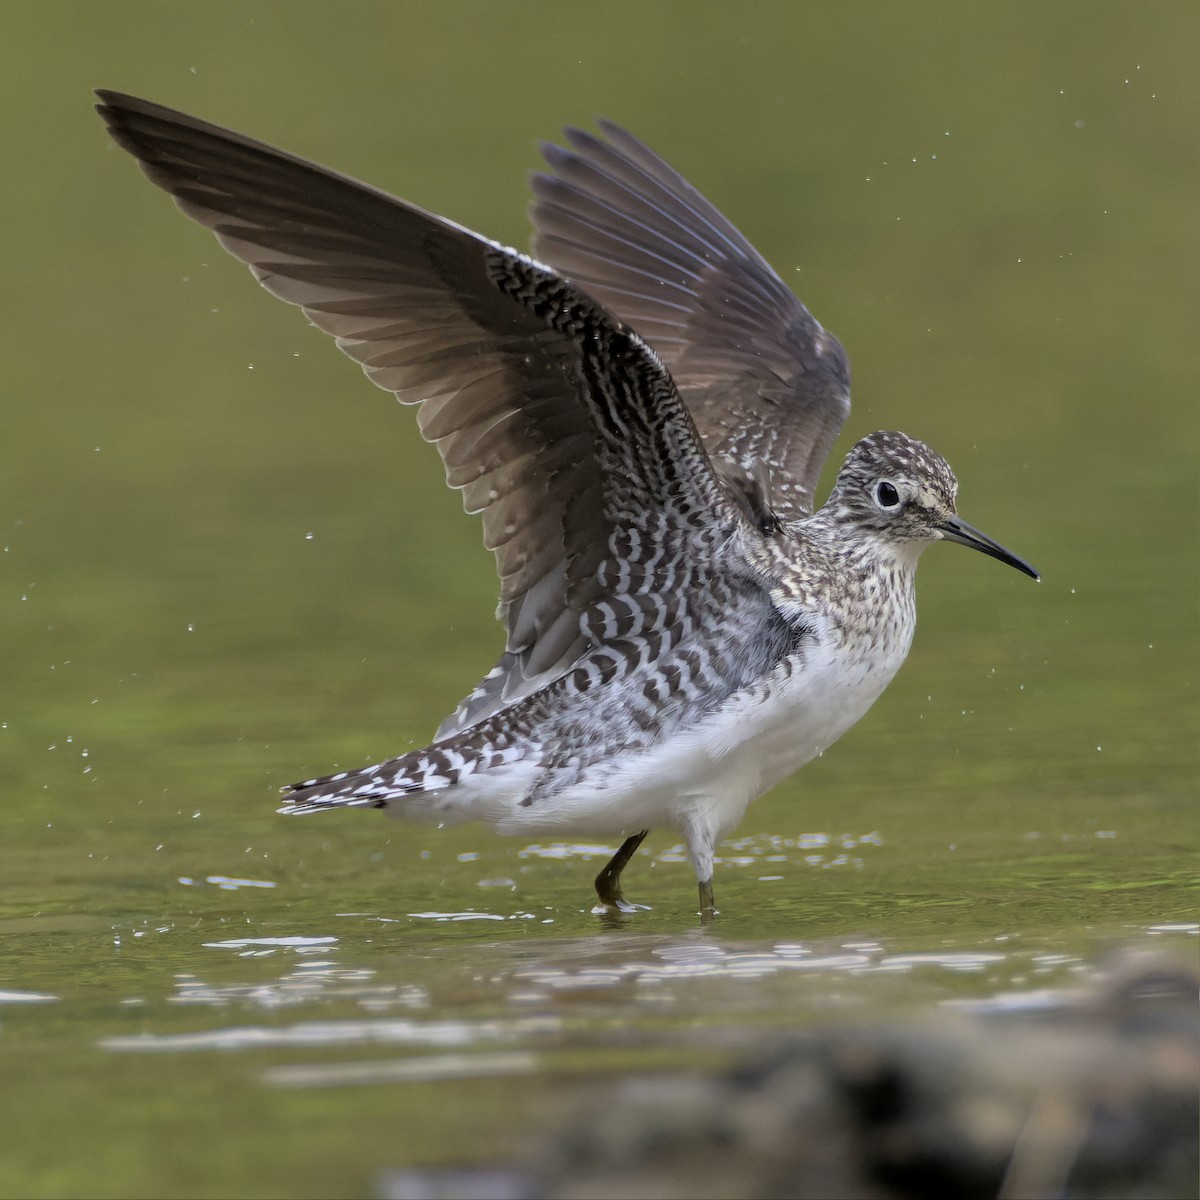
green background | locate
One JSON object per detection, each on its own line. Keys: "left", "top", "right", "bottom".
{"left": 1, "top": 3, "right": 1195, "bottom": 1196}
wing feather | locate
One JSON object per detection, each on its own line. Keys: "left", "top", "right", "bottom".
{"left": 96, "top": 93, "right": 752, "bottom": 736}
{"left": 531, "top": 121, "right": 851, "bottom": 519}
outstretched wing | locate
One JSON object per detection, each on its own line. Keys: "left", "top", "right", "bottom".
{"left": 96, "top": 92, "right": 752, "bottom": 733}
{"left": 530, "top": 121, "right": 851, "bottom": 522}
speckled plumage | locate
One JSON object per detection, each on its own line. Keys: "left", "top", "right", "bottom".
{"left": 96, "top": 93, "right": 1038, "bottom": 915}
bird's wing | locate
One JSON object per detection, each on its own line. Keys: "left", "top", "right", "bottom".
{"left": 96, "top": 93, "right": 755, "bottom": 734}
{"left": 530, "top": 121, "right": 851, "bottom": 522}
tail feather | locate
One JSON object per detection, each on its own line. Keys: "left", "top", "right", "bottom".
{"left": 278, "top": 737, "right": 525, "bottom": 815}
{"left": 278, "top": 761, "right": 408, "bottom": 814}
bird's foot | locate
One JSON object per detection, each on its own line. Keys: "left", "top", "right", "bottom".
{"left": 591, "top": 895, "right": 651, "bottom": 916}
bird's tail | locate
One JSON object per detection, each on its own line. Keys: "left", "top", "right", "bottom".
{"left": 279, "top": 744, "right": 456, "bottom": 815}
{"left": 279, "top": 762, "right": 398, "bottom": 814}
{"left": 278, "top": 738, "right": 519, "bottom": 817}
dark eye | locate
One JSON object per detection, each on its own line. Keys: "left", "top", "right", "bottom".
{"left": 876, "top": 481, "right": 901, "bottom": 508}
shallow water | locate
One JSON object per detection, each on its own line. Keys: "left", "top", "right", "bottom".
{"left": 2, "top": 3, "right": 1197, "bottom": 1196}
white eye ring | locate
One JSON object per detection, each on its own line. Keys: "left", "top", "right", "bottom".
{"left": 875, "top": 480, "right": 901, "bottom": 508}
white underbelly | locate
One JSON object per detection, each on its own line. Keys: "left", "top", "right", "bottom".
{"left": 493, "top": 634, "right": 908, "bottom": 842}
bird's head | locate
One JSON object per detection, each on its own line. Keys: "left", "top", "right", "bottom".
{"left": 826, "top": 431, "right": 1039, "bottom": 579}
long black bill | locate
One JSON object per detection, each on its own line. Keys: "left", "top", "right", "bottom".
{"left": 940, "top": 515, "right": 1040, "bottom": 581}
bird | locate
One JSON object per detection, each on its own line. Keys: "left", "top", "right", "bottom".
{"left": 96, "top": 91, "right": 1039, "bottom": 918}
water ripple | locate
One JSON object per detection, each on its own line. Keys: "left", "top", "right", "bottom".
{"left": 100, "top": 1015, "right": 559, "bottom": 1053}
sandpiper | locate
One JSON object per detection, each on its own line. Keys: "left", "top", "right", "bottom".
{"left": 97, "top": 93, "right": 1038, "bottom": 917}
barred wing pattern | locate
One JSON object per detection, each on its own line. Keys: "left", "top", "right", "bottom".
{"left": 96, "top": 93, "right": 755, "bottom": 747}
{"left": 531, "top": 121, "right": 851, "bottom": 522}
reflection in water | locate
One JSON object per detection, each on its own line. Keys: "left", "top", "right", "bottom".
{"left": 517, "top": 832, "right": 884, "bottom": 874}
{"left": 165, "top": 964, "right": 414, "bottom": 1010}
{"left": 262, "top": 1051, "right": 538, "bottom": 1089}
{"left": 408, "top": 911, "right": 542, "bottom": 923}
{"left": 202, "top": 936, "right": 337, "bottom": 948}
{"left": 97, "top": 927, "right": 1173, "bottom": 1060}
{"left": 178, "top": 875, "right": 279, "bottom": 890}
{"left": 178, "top": 927, "right": 1064, "bottom": 1005}
{"left": 100, "top": 1016, "right": 559, "bottom": 1052}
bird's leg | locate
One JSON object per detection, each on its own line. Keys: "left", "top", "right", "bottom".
{"left": 593, "top": 830, "right": 649, "bottom": 912}
{"left": 683, "top": 818, "right": 719, "bottom": 922}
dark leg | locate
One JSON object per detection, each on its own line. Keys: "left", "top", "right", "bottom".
{"left": 698, "top": 877, "right": 716, "bottom": 922}
{"left": 594, "top": 830, "right": 649, "bottom": 911}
